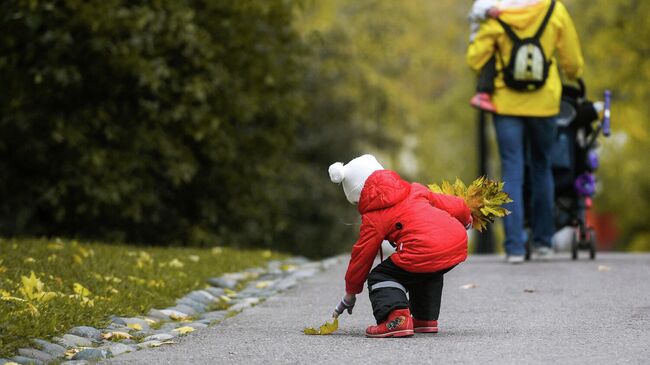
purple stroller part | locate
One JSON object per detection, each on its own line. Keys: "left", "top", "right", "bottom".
{"left": 575, "top": 173, "right": 596, "bottom": 197}
{"left": 588, "top": 150, "right": 599, "bottom": 170}
{"left": 603, "top": 90, "right": 611, "bottom": 137}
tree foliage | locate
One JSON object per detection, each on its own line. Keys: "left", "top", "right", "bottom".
{"left": 0, "top": 0, "right": 304, "bottom": 248}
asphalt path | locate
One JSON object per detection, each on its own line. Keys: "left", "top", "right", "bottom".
{"left": 106, "top": 253, "right": 650, "bottom": 364}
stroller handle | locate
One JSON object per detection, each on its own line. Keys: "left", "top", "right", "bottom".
{"left": 603, "top": 90, "right": 611, "bottom": 137}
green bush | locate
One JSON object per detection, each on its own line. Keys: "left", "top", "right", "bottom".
{"left": 0, "top": 1, "right": 302, "bottom": 247}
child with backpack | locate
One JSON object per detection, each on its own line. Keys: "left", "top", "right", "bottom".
{"left": 328, "top": 154, "right": 472, "bottom": 337}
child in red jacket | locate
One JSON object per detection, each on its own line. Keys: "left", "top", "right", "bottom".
{"left": 328, "top": 154, "right": 472, "bottom": 338}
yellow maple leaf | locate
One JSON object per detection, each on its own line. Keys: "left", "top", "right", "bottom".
{"left": 102, "top": 331, "right": 132, "bottom": 340}
{"left": 280, "top": 264, "right": 297, "bottom": 272}
{"left": 38, "top": 291, "right": 58, "bottom": 302}
{"left": 127, "top": 323, "right": 142, "bottom": 331}
{"left": 173, "top": 326, "right": 195, "bottom": 335}
{"left": 255, "top": 281, "right": 272, "bottom": 289}
{"left": 19, "top": 271, "right": 45, "bottom": 300}
{"left": 303, "top": 318, "right": 338, "bottom": 335}
{"left": 73, "top": 283, "right": 92, "bottom": 297}
{"left": 151, "top": 340, "right": 175, "bottom": 347}
{"left": 168, "top": 258, "right": 184, "bottom": 268}
{"left": 219, "top": 295, "right": 231, "bottom": 303}
{"left": 169, "top": 313, "right": 189, "bottom": 321}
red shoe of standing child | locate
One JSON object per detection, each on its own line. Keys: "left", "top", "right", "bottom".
{"left": 413, "top": 318, "right": 438, "bottom": 333}
{"left": 365, "top": 308, "right": 414, "bottom": 338}
{"left": 470, "top": 92, "right": 497, "bottom": 113}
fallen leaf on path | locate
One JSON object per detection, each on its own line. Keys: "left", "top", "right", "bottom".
{"left": 598, "top": 265, "right": 611, "bottom": 272}
{"left": 459, "top": 283, "right": 478, "bottom": 289}
{"left": 169, "top": 313, "right": 190, "bottom": 321}
{"left": 64, "top": 348, "right": 79, "bottom": 359}
{"left": 150, "top": 340, "right": 176, "bottom": 347}
{"left": 255, "top": 281, "right": 272, "bottom": 289}
{"left": 127, "top": 323, "right": 142, "bottom": 331}
{"left": 303, "top": 318, "right": 338, "bottom": 335}
{"left": 102, "top": 331, "right": 132, "bottom": 340}
{"left": 173, "top": 326, "right": 195, "bottom": 335}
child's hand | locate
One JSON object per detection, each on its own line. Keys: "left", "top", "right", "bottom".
{"left": 332, "top": 293, "right": 356, "bottom": 318}
{"left": 486, "top": 7, "right": 502, "bottom": 19}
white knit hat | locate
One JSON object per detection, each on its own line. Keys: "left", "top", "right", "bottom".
{"left": 328, "top": 154, "right": 384, "bottom": 204}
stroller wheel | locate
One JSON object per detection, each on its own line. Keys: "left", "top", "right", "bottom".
{"left": 571, "top": 230, "right": 579, "bottom": 260}
{"left": 588, "top": 228, "right": 597, "bottom": 260}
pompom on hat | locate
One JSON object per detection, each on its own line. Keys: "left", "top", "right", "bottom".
{"left": 328, "top": 154, "right": 384, "bottom": 204}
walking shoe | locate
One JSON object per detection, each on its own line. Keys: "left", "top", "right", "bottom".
{"left": 470, "top": 92, "right": 497, "bottom": 113}
{"left": 413, "top": 319, "right": 438, "bottom": 333}
{"left": 366, "top": 308, "right": 414, "bottom": 338}
{"left": 506, "top": 255, "right": 524, "bottom": 264}
{"left": 533, "top": 246, "right": 554, "bottom": 261}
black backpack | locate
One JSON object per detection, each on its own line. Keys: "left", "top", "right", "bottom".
{"left": 497, "top": 0, "right": 556, "bottom": 91}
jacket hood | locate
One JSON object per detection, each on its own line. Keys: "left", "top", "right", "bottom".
{"left": 499, "top": 0, "right": 550, "bottom": 30}
{"left": 358, "top": 170, "right": 411, "bottom": 214}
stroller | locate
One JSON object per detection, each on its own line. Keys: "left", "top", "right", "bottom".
{"left": 524, "top": 79, "right": 612, "bottom": 260}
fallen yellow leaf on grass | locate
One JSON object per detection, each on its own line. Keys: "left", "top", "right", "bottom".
{"left": 173, "top": 326, "right": 195, "bottom": 335}
{"left": 168, "top": 259, "right": 184, "bottom": 268}
{"left": 303, "top": 318, "right": 338, "bottom": 335}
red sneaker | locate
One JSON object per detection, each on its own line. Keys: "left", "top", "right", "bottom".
{"left": 413, "top": 319, "right": 438, "bottom": 333}
{"left": 470, "top": 92, "right": 497, "bottom": 113}
{"left": 365, "top": 308, "right": 414, "bottom": 338}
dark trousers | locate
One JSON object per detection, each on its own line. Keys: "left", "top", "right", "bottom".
{"left": 477, "top": 55, "right": 497, "bottom": 93}
{"left": 367, "top": 257, "right": 454, "bottom": 323}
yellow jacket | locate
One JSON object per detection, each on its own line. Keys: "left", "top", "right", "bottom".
{"left": 466, "top": 0, "right": 584, "bottom": 117}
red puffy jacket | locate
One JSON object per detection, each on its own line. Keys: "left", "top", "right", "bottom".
{"left": 345, "top": 170, "right": 471, "bottom": 294}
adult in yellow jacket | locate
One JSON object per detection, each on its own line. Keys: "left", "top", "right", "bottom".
{"left": 466, "top": 0, "right": 584, "bottom": 262}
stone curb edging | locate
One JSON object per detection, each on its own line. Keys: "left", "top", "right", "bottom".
{"left": 0, "top": 255, "right": 344, "bottom": 365}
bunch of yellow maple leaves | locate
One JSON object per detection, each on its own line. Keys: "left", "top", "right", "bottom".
{"left": 428, "top": 177, "right": 512, "bottom": 232}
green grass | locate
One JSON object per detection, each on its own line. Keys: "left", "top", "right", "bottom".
{"left": 0, "top": 238, "right": 286, "bottom": 357}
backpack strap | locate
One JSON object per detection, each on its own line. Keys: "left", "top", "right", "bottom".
{"left": 496, "top": 17, "right": 519, "bottom": 42}
{"left": 534, "top": 0, "right": 556, "bottom": 39}
{"left": 496, "top": 0, "right": 556, "bottom": 41}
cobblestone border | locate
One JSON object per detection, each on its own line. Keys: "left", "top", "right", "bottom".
{"left": 0, "top": 256, "right": 343, "bottom": 365}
